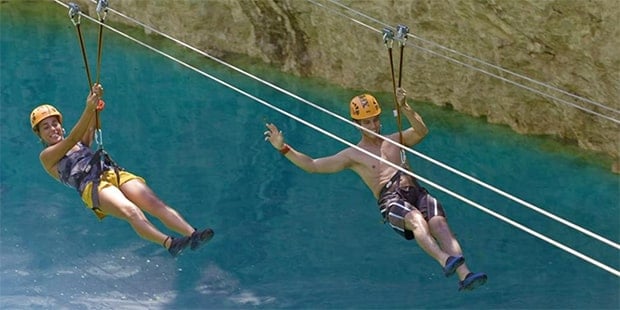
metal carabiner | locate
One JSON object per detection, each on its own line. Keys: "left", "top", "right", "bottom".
{"left": 395, "top": 24, "right": 409, "bottom": 46}
{"left": 96, "top": 0, "right": 109, "bottom": 21}
{"left": 382, "top": 27, "right": 394, "bottom": 49}
{"left": 68, "top": 2, "right": 81, "bottom": 26}
{"left": 95, "top": 128, "right": 104, "bottom": 148}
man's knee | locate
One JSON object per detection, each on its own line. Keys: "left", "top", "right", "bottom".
{"left": 429, "top": 215, "right": 447, "bottom": 226}
{"left": 428, "top": 216, "right": 453, "bottom": 236}
{"left": 404, "top": 209, "right": 427, "bottom": 232}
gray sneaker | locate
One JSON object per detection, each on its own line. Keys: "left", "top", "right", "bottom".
{"left": 168, "top": 236, "right": 191, "bottom": 257}
{"left": 190, "top": 228, "right": 214, "bottom": 250}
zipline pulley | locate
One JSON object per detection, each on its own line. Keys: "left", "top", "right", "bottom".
{"left": 382, "top": 28, "right": 394, "bottom": 49}
{"left": 68, "top": 2, "right": 81, "bottom": 26}
{"left": 96, "top": 0, "right": 109, "bottom": 21}
{"left": 395, "top": 24, "right": 409, "bottom": 47}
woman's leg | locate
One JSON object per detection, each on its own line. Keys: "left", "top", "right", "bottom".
{"left": 119, "top": 179, "right": 195, "bottom": 236}
{"left": 97, "top": 185, "right": 169, "bottom": 246}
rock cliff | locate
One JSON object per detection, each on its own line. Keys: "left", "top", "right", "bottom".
{"left": 71, "top": 0, "right": 619, "bottom": 170}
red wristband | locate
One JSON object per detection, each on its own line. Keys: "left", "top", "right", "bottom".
{"left": 279, "top": 144, "right": 290, "bottom": 155}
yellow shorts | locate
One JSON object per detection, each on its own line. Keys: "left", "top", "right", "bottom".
{"left": 81, "top": 170, "right": 145, "bottom": 210}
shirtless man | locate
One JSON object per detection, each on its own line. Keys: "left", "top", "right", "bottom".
{"left": 264, "top": 88, "right": 486, "bottom": 291}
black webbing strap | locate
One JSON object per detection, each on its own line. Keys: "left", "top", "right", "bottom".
{"left": 89, "top": 149, "right": 123, "bottom": 220}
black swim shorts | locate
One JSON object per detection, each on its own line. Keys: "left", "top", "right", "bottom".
{"left": 377, "top": 172, "right": 446, "bottom": 240}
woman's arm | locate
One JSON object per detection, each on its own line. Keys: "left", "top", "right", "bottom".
{"left": 80, "top": 109, "right": 97, "bottom": 147}
{"left": 39, "top": 84, "right": 103, "bottom": 176}
{"left": 80, "top": 97, "right": 105, "bottom": 146}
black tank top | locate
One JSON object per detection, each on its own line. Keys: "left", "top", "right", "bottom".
{"left": 57, "top": 143, "right": 106, "bottom": 194}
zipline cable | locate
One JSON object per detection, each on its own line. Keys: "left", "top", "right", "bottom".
{"left": 383, "top": 27, "right": 406, "bottom": 165}
{"left": 94, "top": 0, "right": 108, "bottom": 148}
{"left": 395, "top": 25, "right": 408, "bottom": 89}
{"left": 309, "top": 0, "right": 620, "bottom": 124}
{"left": 94, "top": 0, "right": 620, "bottom": 253}
{"left": 50, "top": 0, "right": 619, "bottom": 276}
{"left": 68, "top": 3, "right": 93, "bottom": 90}
{"left": 395, "top": 24, "right": 409, "bottom": 165}
{"left": 95, "top": 0, "right": 108, "bottom": 85}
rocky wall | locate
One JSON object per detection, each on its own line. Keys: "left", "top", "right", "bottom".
{"left": 69, "top": 0, "right": 619, "bottom": 171}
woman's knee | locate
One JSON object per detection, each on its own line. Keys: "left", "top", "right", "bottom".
{"left": 96, "top": 186, "right": 150, "bottom": 222}
{"left": 110, "top": 204, "right": 146, "bottom": 221}
{"left": 121, "top": 181, "right": 167, "bottom": 211}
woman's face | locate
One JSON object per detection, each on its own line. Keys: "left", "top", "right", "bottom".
{"left": 37, "top": 116, "right": 63, "bottom": 145}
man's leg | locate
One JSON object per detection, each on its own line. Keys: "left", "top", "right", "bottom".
{"left": 405, "top": 210, "right": 452, "bottom": 267}
{"left": 428, "top": 216, "right": 471, "bottom": 280}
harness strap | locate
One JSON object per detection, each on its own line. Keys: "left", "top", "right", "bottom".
{"left": 378, "top": 169, "right": 423, "bottom": 201}
{"left": 378, "top": 170, "right": 404, "bottom": 199}
{"left": 89, "top": 149, "right": 123, "bottom": 220}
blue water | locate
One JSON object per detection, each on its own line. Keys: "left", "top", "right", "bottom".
{"left": 1, "top": 2, "right": 619, "bottom": 309}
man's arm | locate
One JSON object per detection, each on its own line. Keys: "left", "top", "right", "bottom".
{"left": 264, "top": 123, "right": 351, "bottom": 174}
{"left": 392, "top": 87, "right": 429, "bottom": 146}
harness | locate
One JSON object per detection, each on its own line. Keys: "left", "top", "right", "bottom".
{"left": 379, "top": 170, "right": 405, "bottom": 199}
{"left": 379, "top": 166, "right": 420, "bottom": 198}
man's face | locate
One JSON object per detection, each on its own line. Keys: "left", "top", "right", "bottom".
{"left": 358, "top": 115, "right": 381, "bottom": 136}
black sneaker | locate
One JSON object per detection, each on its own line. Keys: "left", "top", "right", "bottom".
{"left": 443, "top": 255, "right": 465, "bottom": 277}
{"left": 168, "top": 236, "right": 191, "bottom": 257}
{"left": 458, "top": 272, "right": 488, "bottom": 291}
{"left": 190, "top": 228, "right": 214, "bottom": 251}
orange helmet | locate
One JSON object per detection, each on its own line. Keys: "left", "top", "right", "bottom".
{"left": 350, "top": 94, "right": 381, "bottom": 120}
{"left": 30, "top": 104, "right": 62, "bottom": 132}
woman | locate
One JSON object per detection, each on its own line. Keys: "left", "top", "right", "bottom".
{"left": 31, "top": 84, "right": 213, "bottom": 257}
